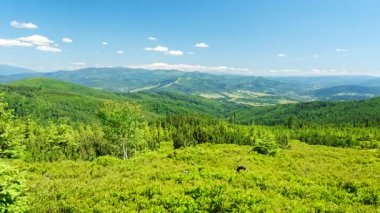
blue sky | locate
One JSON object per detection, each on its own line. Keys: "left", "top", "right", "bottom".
{"left": 1, "top": 0, "right": 380, "bottom": 76}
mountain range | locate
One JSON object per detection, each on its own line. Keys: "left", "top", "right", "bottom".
{"left": 1, "top": 65, "right": 379, "bottom": 105}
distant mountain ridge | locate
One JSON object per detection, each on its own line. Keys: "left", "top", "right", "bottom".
{"left": 0, "top": 66, "right": 379, "bottom": 104}
{"left": 310, "top": 85, "right": 380, "bottom": 100}
{"left": 0, "top": 64, "right": 35, "bottom": 76}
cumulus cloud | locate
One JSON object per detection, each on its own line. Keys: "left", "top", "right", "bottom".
{"left": 144, "top": 45, "right": 185, "bottom": 56}
{"left": 335, "top": 48, "right": 348, "bottom": 52}
{"left": 35, "top": 45, "right": 62, "bottom": 52}
{"left": 128, "top": 62, "right": 249, "bottom": 73}
{"left": 145, "top": 45, "right": 169, "bottom": 52}
{"left": 195, "top": 42, "right": 208, "bottom": 48}
{"left": 0, "top": 34, "right": 62, "bottom": 53}
{"left": 102, "top": 41, "right": 108, "bottom": 45}
{"left": 117, "top": 50, "right": 124, "bottom": 54}
{"left": 18, "top": 35, "right": 54, "bottom": 46}
{"left": 148, "top": 36, "right": 157, "bottom": 41}
{"left": 165, "top": 50, "right": 183, "bottom": 56}
{"left": 0, "top": 38, "right": 33, "bottom": 47}
{"left": 277, "top": 53, "right": 287, "bottom": 58}
{"left": 10, "top": 20, "right": 38, "bottom": 29}
{"left": 62, "top": 37, "right": 73, "bottom": 43}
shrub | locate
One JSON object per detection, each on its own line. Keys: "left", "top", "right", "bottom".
{"left": 0, "top": 163, "right": 28, "bottom": 212}
{"left": 96, "top": 156, "right": 121, "bottom": 167}
{"left": 253, "top": 135, "right": 279, "bottom": 156}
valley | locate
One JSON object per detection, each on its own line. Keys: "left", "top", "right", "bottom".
{"left": 2, "top": 1, "right": 380, "bottom": 211}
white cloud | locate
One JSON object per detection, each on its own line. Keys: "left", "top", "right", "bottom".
{"left": 117, "top": 50, "right": 124, "bottom": 54}
{"left": 0, "top": 38, "right": 33, "bottom": 47}
{"left": 62, "top": 37, "right": 73, "bottom": 43}
{"left": 18, "top": 35, "right": 53, "bottom": 46}
{"left": 102, "top": 41, "right": 108, "bottom": 45}
{"left": 35, "top": 45, "right": 62, "bottom": 52}
{"left": 68, "top": 62, "right": 88, "bottom": 70}
{"left": 195, "top": 42, "right": 208, "bottom": 48}
{"left": 0, "top": 34, "right": 62, "bottom": 53}
{"left": 10, "top": 20, "right": 38, "bottom": 29}
{"left": 268, "top": 69, "right": 301, "bottom": 74}
{"left": 312, "top": 54, "right": 319, "bottom": 58}
{"left": 148, "top": 36, "right": 157, "bottom": 41}
{"left": 72, "top": 62, "right": 86, "bottom": 66}
{"left": 335, "top": 48, "right": 348, "bottom": 52}
{"left": 127, "top": 62, "right": 249, "bottom": 73}
{"left": 277, "top": 53, "right": 287, "bottom": 58}
{"left": 166, "top": 50, "right": 183, "bottom": 56}
{"left": 145, "top": 45, "right": 169, "bottom": 52}
{"left": 261, "top": 68, "right": 374, "bottom": 76}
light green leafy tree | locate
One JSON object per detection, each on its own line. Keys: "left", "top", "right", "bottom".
{"left": 0, "top": 95, "right": 24, "bottom": 159}
{"left": 97, "top": 101, "right": 145, "bottom": 159}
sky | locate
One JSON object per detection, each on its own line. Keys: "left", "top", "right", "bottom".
{"left": 1, "top": 0, "right": 380, "bottom": 76}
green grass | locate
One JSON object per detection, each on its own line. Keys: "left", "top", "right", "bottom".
{"left": 13, "top": 141, "right": 380, "bottom": 212}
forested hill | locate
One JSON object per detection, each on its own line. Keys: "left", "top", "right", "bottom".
{"left": 234, "top": 98, "right": 380, "bottom": 126}
{"left": 0, "top": 78, "right": 236, "bottom": 123}
{"left": 1, "top": 77, "right": 380, "bottom": 127}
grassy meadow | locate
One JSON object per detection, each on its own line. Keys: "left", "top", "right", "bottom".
{"left": 9, "top": 141, "right": 380, "bottom": 212}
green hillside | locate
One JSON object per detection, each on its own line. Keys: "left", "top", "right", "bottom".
{"left": 234, "top": 97, "right": 380, "bottom": 126}
{"left": 1, "top": 67, "right": 380, "bottom": 103}
{"left": 1, "top": 78, "right": 379, "bottom": 212}
{"left": 0, "top": 78, "right": 236, "bottom": 123}
{"left": 2, "top": 77, "right": 380, "bottom": 127}
{"left": 8, "top": 77, "right": 124, "bottom": 100}
{"left": 310, "top": 85, "right": 380, "bottom": 101}
{"left": 0, "top": 67, "right": 307, "bottom": 105}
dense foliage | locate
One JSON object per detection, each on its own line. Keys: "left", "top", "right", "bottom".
{"left": 0, "top": 78, "right": 236, "bottom": 123}
{"left": 154, "top": 115, "right": 284, "bottom": 155}
{"left": 13, "top": 142, "right": 380, "bottom": 212}
{"left": 0, "top": 162, "right": 28, "bottom": 212}
{"left": 0, "top": 78, "right": 379, "bottom": 212}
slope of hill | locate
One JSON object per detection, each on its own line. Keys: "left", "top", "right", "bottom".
{"left": 0, "top": 78, "right": 236, "bottom": 122}
{"left": 8, "top": 77, "right": 124, "bottom": 100}
{"left": 234, "top": 97, "right": 380, "bottom": 126}
{"left": 2, "top": 77, "right": 380, "bottom": 127}
{"left": 20, "top": 141, "right": 380, "bottom": 212}
{"left": 1, "top": 67, "right": 380, "bottom": 103}
{"left": 271, "top": 76, "right": 378, "bottom": 89}
{"left": 0, "top": 67, "right": 305, "bottom": 105}
{"left": 363, "top": 77, "right": 380, "bottom": 87}
{"left": 309, "top": 85, "right": 380, "bottom": 100}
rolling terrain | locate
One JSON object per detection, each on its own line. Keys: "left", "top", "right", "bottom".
{"left": 2, "top": 78, "right": 380, "bottom": 212}
{"left": 2, "top": 66, "right": 379, "bottom": 105}
{"left": 1, "top": 77, "right": 380, "bottom": 127}
{"left": 0, "top": 78, "right": 238, "bottom": 122}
